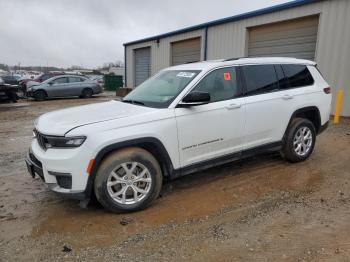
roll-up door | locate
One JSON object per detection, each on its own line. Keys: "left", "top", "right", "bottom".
{"left": 248, "top": 15, "right": 319, "bottom": 60}
{"left": 134, "top": 47, "right": 151, "bottom": 86}
{"left": 171, "top": 38, "right": 201, "bottom": 66}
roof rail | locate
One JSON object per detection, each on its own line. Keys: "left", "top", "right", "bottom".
{"left": 224, "top": 56, "right": 248, "bottom": 61}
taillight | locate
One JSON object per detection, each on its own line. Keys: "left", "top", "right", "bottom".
{"left": 323, "top": 87, "right": 331, "bottom": 94}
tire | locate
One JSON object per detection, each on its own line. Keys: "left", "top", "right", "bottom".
{"left": 281, "top": 118, "right": 316, "bottom": 163}
{"left": 6, "top": 91, "right": 18, "bottom": 102}
{"left": 12, "top": 94, "right": 18, "bottom": 103}
{"left": 94, "top": 147, "right": 163, "bottom": 213}
{"left": 33, "top": 90, "right": 46, "bottom": 101}
{"left": 81, "top": 88, "right": 93, "bottom": 98}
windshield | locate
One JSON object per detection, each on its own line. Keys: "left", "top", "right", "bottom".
{"left": 123, "top": 70, "right": 200, "bottom": 108}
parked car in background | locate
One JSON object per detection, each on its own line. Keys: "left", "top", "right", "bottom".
{"left": 0, "top": 77, "right": 18, "bottom": 102}
{"left": 25, "top": 57, "right": 331, "bottom": 212}
{"left": 26, "top": 75, "right": 102, "bottom": 101}
{"left": 89, "top": 75, "right": 104, "bottom": 87}
{"left": 1, "top": 75, "right": 20, "bottom": 85}
{"left": 20, "top": 72, "right": 64, "bottom": 90}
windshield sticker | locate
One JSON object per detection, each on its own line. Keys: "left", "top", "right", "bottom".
{"left": 223, "top": 72, "right": 231, "bottom": 81}
{"left": 177, "top": 72, "right": 195, "bottom": 78}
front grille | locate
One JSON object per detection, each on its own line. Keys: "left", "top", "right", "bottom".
{"left": 34, "top": 129, "right": 48, "bottom": 150}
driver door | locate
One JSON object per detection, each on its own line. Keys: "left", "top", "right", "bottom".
{"left": 175, "top": 66, "right": 245, "bottom": 168}
{"left": 47, "top": 77, "right": 69, "bottom": 97}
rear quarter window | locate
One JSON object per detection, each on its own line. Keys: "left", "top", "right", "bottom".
{"left": 282, "top": 64, "right": 314, "bottom": 88}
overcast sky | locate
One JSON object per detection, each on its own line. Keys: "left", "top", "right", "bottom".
{"left": 0, "top": 0, "right": 290, "bottom": 68}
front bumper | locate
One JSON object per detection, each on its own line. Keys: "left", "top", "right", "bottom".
{"left": 24, "top": 139, "right": 93, "bottom": 200}
{"left": 25, "top": 151, "right": 44, "bottom": 180}
{"left": 26, "top": 90, "right": 34, "bottom": 97}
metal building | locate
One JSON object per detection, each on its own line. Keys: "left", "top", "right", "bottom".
{"left": 123, "top": 0, "right": 350, "bottom": 116}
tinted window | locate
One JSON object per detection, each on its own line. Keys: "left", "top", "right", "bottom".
{"left": 52, "top": 77, "right": 68, "bottom": 84}
{"left": 282, "top": 65, "right": 314, "bottom": 88}
{"left": 275, "top": 65, "right": 289, "bottom": 90}
{"left": 41, "top": 75, "right": 51, "bottom": 81}
{"left": 3, "top": 76, "right": 14, "bottom": 81}
{"left": 69, "top": 77, "right": 84, "bottom": 83}
{"left": 243, "top": 65, "right": 279, "bottom": 95}
{"left": 193, "top": 67, "right": 240, "bottom": 102}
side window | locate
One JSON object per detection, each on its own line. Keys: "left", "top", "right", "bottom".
{"left": 52, "top": 77, "right": 68, "bottom": 84}
{"left": 192, "top": 67, "right": 240, "bottom": 103}
{"left": 69, "top": 77, "right": 81, "bottom": 83}
{"left": 282, "top": 65, "right": 314, "bottom": 88}
{"left": 41, "top": 75, "right": 51, "bottom": 81}
{"left": 242, "top": 65, "right": 279, "bottom": 95}
{"left": 275, "top": 65, "right": 289, "bottom": 90}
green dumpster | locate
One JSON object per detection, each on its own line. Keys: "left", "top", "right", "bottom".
{"left": 104, "top": 74, "right": 123, "bottom": 91}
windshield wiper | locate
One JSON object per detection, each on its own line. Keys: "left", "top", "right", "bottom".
{"left": 122, "top": 99, "right": 145, "bottom": 106}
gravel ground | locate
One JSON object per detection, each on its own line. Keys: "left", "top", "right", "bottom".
{"left": 0, "top": 95, "right": 350, "bottom": 261}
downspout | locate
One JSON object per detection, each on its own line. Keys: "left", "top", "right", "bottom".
{"left": 124, "top": 46, "right": 127, "bottom": 87}
{"left": 204, "top": 26, "right": 208, "bottom": 61}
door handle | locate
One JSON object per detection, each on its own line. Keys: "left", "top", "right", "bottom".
{"left": 282, "top": 94, "right": 294, "bottom": 100}
{"left": 226, "top": 103, "right": 241, "bottom": 110}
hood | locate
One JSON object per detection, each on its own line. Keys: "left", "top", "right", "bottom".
{"left": 27, "top": 81, "right": 40, "bottom": 88}
{"left": 35, "top": 100, "right": 155, "bottom": 136}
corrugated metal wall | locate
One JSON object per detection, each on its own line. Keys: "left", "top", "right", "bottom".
{"left": 125, "top": 0, "right": 350, "bottom": 116}
{"left": 125, "top": 29, "right": 205, "bottom": 89}
{"left": 206, "top": 0, "right": 350, "bottom": 116}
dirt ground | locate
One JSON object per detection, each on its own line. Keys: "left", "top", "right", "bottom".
{"left": 0, "top": 94, "right": 350, "bottom": 261}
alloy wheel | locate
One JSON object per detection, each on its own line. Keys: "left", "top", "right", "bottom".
{"left": 293, "top": 126, "right": 313, "bottom": 156}
{"left": 106, "top": 162, "right": 152, "bottom": 205}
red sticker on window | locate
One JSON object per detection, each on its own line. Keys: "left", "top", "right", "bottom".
{"left": 224, "top": 72, "right": 231, "bottom": 81}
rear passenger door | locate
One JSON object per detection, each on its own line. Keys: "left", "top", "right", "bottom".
{"left": 242, "top": 64, "right": 315, "bottom": 149}
{"left": 68, "top": 76, "right": 85, "bottom": 96}
{"left": 242, "top": 65, "right": 292, "bottom": 149}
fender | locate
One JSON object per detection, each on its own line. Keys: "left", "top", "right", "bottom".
{"left": 34, "top": 89, "right": 48, "bottom": 95}
{"left": 284, "top": 106, "right": 321, "bottom": 136}
{"left": 83, "top": 137, "right": 175, "bottom": 199}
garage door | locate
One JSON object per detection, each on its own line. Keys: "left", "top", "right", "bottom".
{"left": 134, "top": 47, "right": 151, "bottom": 86}
{"left": 248, "top": 15, "right": 319, "bottom": 60}
{"left": 171, "top": 38, "right": 201, "bottom": 66}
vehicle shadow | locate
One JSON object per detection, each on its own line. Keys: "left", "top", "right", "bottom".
{"left": 86, "top": 151, "right": 285, "bottom": 210}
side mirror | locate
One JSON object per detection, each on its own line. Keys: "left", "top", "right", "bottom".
{"left": 178, "top": 91, "right": 210, "bottom": 107}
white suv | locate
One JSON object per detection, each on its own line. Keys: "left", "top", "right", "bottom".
{"left": 25, "top": 57, "right": 332, "bottom": 212}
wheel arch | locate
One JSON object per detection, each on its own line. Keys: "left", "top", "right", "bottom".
{"left": 285, "top": 106, "right": 321, "bottom": 135}
{"left": 34, "top": 89, "right": 48, "bottom": 96}
{"left": 84, "top": 137, "right": 174, "bottom": 199}
{"left": 82, "top": 87, "right": 93, "bottom": 92}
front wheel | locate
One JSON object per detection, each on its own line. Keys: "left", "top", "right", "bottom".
{"left": 281, "top": 118, "right": 316, "bottom": 163}
{"left": 94, "top": 147, "right": 163, "bottom": 213}
{"left": 33, "top": 90, "right": 46, "bottom": 101}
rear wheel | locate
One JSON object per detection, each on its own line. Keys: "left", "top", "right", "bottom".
{"left": 81, "top": 88, "right": 93, "bottom": 98}
{"left": 33, "top": 90, "right": 46, "bottom": 101}
{"left": 94, "top": 147, "right": 162, "bottom": 213}
{"left": 281, "top": 118, "right": 316, "bottom": 163}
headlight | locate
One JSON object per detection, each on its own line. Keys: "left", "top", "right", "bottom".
{"left": 45, "top": 136, "right": 86, "bottom": 148}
